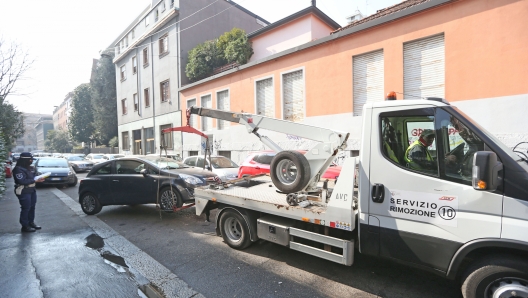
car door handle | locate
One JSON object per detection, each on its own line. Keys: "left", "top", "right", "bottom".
{"left": 372, "top": 183, "right": 385, "bottom": 203}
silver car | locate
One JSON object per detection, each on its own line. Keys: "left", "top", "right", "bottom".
{"left": 182, "top": 155, "right": 239, "bottom": 182}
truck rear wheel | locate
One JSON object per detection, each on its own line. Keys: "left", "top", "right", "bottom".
{"left": 270, "top": 150, "right": 311, "bottom": 193}
{"left": 219, "top": 210, "right": 252, "bottom": 250}
{"left": 461, "top": 254, "right": 528, "bottom": 298}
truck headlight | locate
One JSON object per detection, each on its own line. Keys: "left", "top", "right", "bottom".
{"left": 179, "top": 173, "right": 203, "bottom": 185}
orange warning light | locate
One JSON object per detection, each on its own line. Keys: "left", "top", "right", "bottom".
{"left": 477, "top": 180, "right": 487, "bottom": 189}
{"left": 386, "top": 91, "right": 397, "bottom": 100}
{"left": 301, "top": 217, "right": 310, "bottom": 222}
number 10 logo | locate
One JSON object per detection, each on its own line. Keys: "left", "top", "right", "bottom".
{"left": 438, "top": 206, "right": 456, "bottom": 220}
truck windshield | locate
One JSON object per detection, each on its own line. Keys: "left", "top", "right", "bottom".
{"left": 451, "top": 107, "right": 521, "bottom": 161}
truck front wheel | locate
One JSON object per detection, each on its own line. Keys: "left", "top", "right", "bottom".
{"left": 219, "top": 210, "right": 252, "bottom": 250}
{"left": 461, "top": 254, "right": 528, "bottom": 298}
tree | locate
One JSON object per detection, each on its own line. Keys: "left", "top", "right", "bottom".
{"left": 185, "top": 40, "right": 223, "bottom": 81}
{"left": 45, "top": 130, "right": 72, "bottom": 153}
{"left": 69, "top": 83, "right": 94, "bottom": 144}
{"left": 108, "top": 136, "right": 118, "bottom": 147}
{"left": 217, "top": 28, "right": 253, "bottom": 64}
{"left": 0, "top": 99, "right": 24, "bottom": 149}
{"left": 91, "top": 49, "right": 118, "bottom": 145}
{"left": 0, "top": 37, "right": 33, "bottom": 103}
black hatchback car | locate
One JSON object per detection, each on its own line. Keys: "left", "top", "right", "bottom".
{"left": 78, "top": 156, "right": 220, "bottom": 215}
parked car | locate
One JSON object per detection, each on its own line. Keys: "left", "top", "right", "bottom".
{"left": 65, "top": 155, "right": 94, "bottom": 173}
{"left": 147, "top": 153, "right": 182, "bottom": 162}
{"left": 102, "top": 154, "right": 125, "bottom": 161}
{"left": 238, "top": 151, "right": 342, "bottom": 180}
{"left": 34, "top": 157, "right": 78, "bottom": 187}
{"left": 11, "top": 153, "right": 20, "bottom": 162}
{"left": 78, "top": 156, "right": 220, "bottom": 215}
{"left": 85, "top": 154, "right": 106, "bottom": 164}
{"left": 182, "top": 155, "right": 239, "bottom": 182}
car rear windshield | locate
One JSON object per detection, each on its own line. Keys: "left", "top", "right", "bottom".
{"left": 140, "top": 156, "right": 188, "bottom": 169}
{"left": 38, "top": 159, "right": 69, "bottom": 168}
{"left": 211, "top": 157, "right": 238, "bottom": 168}
{"left": 67, "top": 156, "right": 84, "bottom": 161}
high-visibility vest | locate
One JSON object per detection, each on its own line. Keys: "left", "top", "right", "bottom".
{"left": 384, "top": 141, "right": 399, "bottom": 163}
{"left": 404, "top": 140, "right": 432, "bottom": 169}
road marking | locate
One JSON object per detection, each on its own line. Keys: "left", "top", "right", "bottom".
{"left": 50, "top": 188, "right": 204, "bottom": 298}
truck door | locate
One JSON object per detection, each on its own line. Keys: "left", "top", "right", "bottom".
{"left": 367, "top": 106, "right": 503, "bottom": 272}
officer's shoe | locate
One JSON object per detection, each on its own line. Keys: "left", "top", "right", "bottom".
{"left": 29, "top": 223, "right": 41, "bottom": 230}
{"left": 21, "top": 226, "right": 36, "bottom": 233}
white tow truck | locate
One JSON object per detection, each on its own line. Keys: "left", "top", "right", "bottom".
{"left": 184, "top": 95, "right": 528, "bottom": 298}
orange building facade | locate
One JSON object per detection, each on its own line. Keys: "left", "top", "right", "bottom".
{"left": 178, "top": 0, "right": 528, "bottom": 163}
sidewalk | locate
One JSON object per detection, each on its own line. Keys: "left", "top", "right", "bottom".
{"left": 0, "top": 178, "right": 201, "bottom": 298}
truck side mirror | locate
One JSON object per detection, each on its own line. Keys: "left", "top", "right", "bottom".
{"left": 472, "top": 151, "right": 502, "bottom": 191}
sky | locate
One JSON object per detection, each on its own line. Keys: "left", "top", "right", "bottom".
{"left": 0, "top": 0, "right": 400, "bottom": 115}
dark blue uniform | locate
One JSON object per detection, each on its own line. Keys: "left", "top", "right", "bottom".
{"left": 13, "top": 166, "right": 38, "bottom": 228}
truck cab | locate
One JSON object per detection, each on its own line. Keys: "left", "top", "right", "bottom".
{"left": 360, "top": 98, "right": 528, "bottom": 296}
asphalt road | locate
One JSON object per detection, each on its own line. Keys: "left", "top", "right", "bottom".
{"left": 58, "top": 171, "right": 462, "bottom": 298}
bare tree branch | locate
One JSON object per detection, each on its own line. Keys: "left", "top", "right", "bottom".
{"left": 0, "top": 37, "right": 34, "bottom": 103}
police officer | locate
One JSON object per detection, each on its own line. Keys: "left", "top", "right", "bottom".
{"left": 13, "top": 152, "right": 44, "bottom": 232}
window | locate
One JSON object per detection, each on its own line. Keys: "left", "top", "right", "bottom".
{"left": 184, "top": 157, "right": 197, "bottom": 166}
{"left": 117, "top": 45, "right": 120, "bottom": 55}
{"left": 120, "top": 65, "right": 126, "bottom": 81}
{"left": 159, "top": 34, "right": 169, "bottom": 56}
{"left": 217, "top": 90, "right": 229, "bottom": 130}
{"left": 121, "top": 98, "right": 127, "bottom": 115}
{"left": 133, "top": 93, "right": 138, "bottom": 111}
{"left": 144, "top": 88, "right": 150, "bottom": 107}
{"left": 170, "top": 0, "right": 174, "bottom": 8}
{"left": 116, "top": 160, "right": 143, "bottom": 175}
{"left": 436, "top": 109, "right": 485, "bottom": 185}
{"left": 160, "top": 80, "right": 170, "bottom": 102}
{"left": 189, "top": 151, "right": 198, "bottom": 156}
{"left": 143, "top": 47, "right": 149, "bottom": 66}
{"left": 187, "top": 99, "right": 197, "bottom": 127}
{"left": 125, "top": 36, "right": 128, "bottom": 47}
{"left": 94, "top": 163, "right": 112, "bottom": 175}
{"left": 145, "top": 15, "right": 150, "bottom": 27}
{"left": 282, "top": 69, "right": 304, "bottom": 122}
{"left": 404, "top": 34, "right": 445, "bottom": 98}
{"left": 144, "top": 127, "right": 154, "bottom": 154}
{"left": 201, "top": 94, "right": 212, "bottom": 130}
{"left": 131, "top": 29, "right": 135, "bottom": 39}
{"left": 353, "top": 50, "right": 384, "bottom": 116}
{"left": 379, "top": 109, "right": 437, "bottom": 177}
{"left": 256, "top": 78, "right": 274, "bottom": 117}
{"left": 122, "top": 132, "right": 130, "bottom": 150}
{"left": 155, "top": 9, "right": 159, "bottom": 21}
{"left": 160, "top": 124, "right": 173, "bottom": 149}
{"left": 132, "top": 56, "right": 137, "bottom": 74}
{"left": 161, "top": 1, "right": 166, "bottom": 11}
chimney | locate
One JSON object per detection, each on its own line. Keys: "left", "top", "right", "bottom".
{"left": 312, "top": 0, "right": 316, "bottom": 7}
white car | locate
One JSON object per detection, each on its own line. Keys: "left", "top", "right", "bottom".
{"left": 182, "top": 155, "right": 239, "bottom": 182}
{"left": 85, "top": 154, "right": 106, "bottom": 164}
{"left": 102, "top": 154, "right": 125, "bottom": 161}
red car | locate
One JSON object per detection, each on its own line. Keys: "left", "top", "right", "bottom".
{"left": 238, "top": 151, "right": 342, "bottom": 180}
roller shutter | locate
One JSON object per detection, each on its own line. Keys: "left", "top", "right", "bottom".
{"left": 282, "top": 70, "right": 304, "bottom": 122}
{"left": 217, "top": 90, "right": 229, "bottom": 130}
{"left": 353, "top": 50, "right": 384, "bottom": 116}
{"left": 201, "top": 95, "right": 212, "bottom": 131}
{"left": 256, "top": 78, "right": 274, "bottom": 117}
{"left": 403, "top": 34, "right": 445, "bottom": 98}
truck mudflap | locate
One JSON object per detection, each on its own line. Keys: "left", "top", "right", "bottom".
{"left": 289, "top": 228, "right": 354, "bottom": 266}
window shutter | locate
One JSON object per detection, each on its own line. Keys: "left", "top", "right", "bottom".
{"left": 282, "top": 70, "right": 304, "bottom": 122}
{"left": 353, "top": 50, "right": 384, "bottom": 116}
{"left": 256, "top": 78, "right": 274, "bottom": 117}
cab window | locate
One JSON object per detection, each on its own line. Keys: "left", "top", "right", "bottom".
{"left": 436, "top": 109, "right": 485, "bottom": 185}
{"left": 379, "top": 109, "right": 439, "bottom": 177}
{"left": 184, "top": 157, "right": 196, "bottom": 167}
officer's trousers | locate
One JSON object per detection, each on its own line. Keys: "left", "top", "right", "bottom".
{"left": 18, "top": 192, "right": 37, "bottom": 227}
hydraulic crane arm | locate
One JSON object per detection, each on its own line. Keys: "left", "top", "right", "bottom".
{"left": 188, "top": 106, "right": 350, "bottom": 192}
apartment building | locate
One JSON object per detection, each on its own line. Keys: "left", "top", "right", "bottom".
{"left": 52, "top": 92, "right": 73, "bottom": 131}
{"left": 34, "top": 116, "right": 53, "bottom": 150}
{"left": 178, "top": 0, "right": 528, "bottom": 164}
{"left": 114, "top": 0, "right": 268, "bottom": 155}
